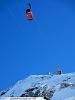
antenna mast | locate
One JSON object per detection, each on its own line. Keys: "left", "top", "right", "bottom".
{"left": 56, "top": 65, "right": 62, "bottom": 75}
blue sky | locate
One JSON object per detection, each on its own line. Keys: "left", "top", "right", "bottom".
{"left": 0, "top": 0, "right": 75, "bottom": 91}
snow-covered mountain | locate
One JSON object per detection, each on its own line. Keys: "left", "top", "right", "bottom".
{"left": 0, "top": 72, "right": 75, "bottom": 100}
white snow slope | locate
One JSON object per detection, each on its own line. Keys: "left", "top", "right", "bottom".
{"left": 0, "top": 72, "right": 75, "bottom": 100}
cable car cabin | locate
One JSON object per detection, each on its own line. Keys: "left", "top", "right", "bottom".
{"left": 26, "top": 9, "right": 33, "bottom": 20}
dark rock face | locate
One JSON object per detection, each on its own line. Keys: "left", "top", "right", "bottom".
{"left": 20, "top": 85, "right": 55, "bottom": 99}
{"left": 0, "top": 88, "right": 10, "bottom": 96}
{"left": 0, "top": 92, "right": 6, "bottom": 96}
{"left": 59, "top": 83, "right": 75, "bottom": 90}
{"left": 20, "top": 83, "right": 75, "bottom": 99}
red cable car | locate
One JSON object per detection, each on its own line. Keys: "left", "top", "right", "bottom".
{"left": 26, "top": 3, "right": 33, "bottom": 20}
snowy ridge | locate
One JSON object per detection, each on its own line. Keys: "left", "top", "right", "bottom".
{"left": 0, "top": 72, "right": 75, "bottom": 100}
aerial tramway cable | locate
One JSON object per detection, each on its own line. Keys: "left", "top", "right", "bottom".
{"left": 14, "top": 0, "right": 39, "bottom": 42}
{"left": 26, "top": 0, "right": 52, "bottom": 52}
{"left": 14, "top": 0, "right": 55, "bottom": 62}
{"left": 3, "top": 0, "right": 30, "bottom": 40}
{"left": 15, "top": 0, "right": 51, "bottom": 53}
{"left": 3, "top": 0, "right": 54, "bottom": 62}
{"left": 2, "top": 0, "right": 38, "bottom": 49}
{"left": 28, "top": 1, "right": 50, "bottom": 52}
